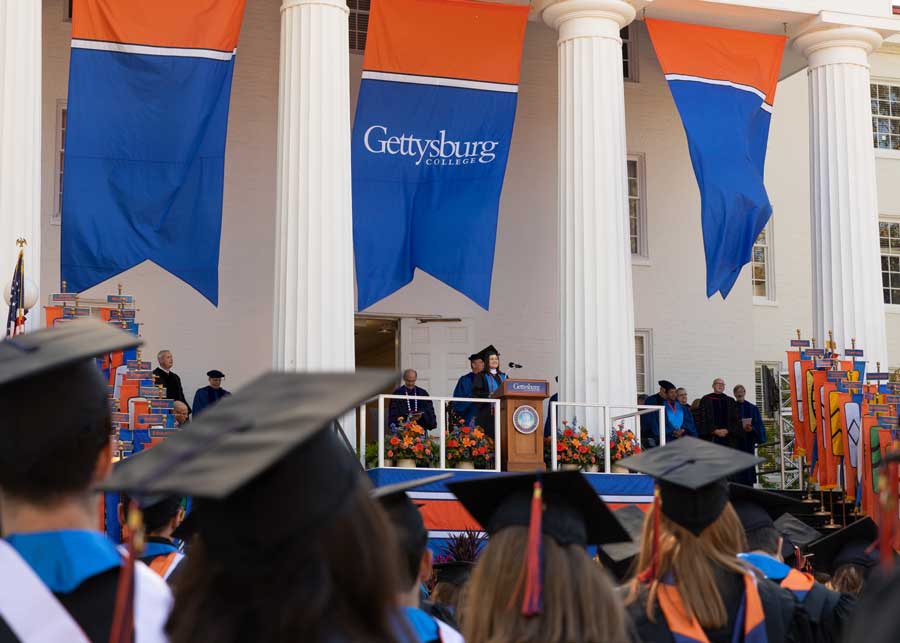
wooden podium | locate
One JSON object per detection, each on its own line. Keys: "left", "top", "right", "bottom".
{"left": 492, "top": 379, "right": 549, "bottom": 472}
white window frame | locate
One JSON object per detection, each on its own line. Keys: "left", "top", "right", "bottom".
{"left": 635, "top": 329, "right": 653, "bottom": 398}
{"left": 751, "top": 219, "right": 776, "bottom": 304}
{"left": 880, "top": 216, "right": 900, "bottom": 312}
{"left": 628, "top": 153, "right": 649, "bottom": 263}
{"left": 51, "top": 100, "right": 67, "bottom": 227}
{"left": 871, "top": 79, "right": 900, "bottom": 159}
{"left": 622, "top": 25, "right": 639, "bottom": 83}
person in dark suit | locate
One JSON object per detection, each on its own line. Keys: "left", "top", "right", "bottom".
{"left": 152, "top": 349, "right": 188, "bottom": 408}
{"left": 192, "top": 370, "right": 231, "bottom": 417}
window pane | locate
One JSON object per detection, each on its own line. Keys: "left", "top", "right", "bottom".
{"left": 872, "top": 84, "right": 879, "bottom": 99}
{"left": 753, "top": 247, "right": 765, "bottom": 263}
{"left": 879, "top": 84, "right": 890, "bottom": 99}
{"left": 754, "top": 282, "right": 767, "bottom": 297}
{"left": 884, "top": 288, "right": 891, "bottom": 304}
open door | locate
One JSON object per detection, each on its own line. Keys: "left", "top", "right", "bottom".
{"left": 400, "top": 318, "right": 475, "bottom": 397}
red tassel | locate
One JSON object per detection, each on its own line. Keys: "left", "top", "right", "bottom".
{"left": 109, "top": 500, "right": 143, "bottom": 643}
{"left": 520, "top": 480, "right": 543, "bottom": 616}
{"left": 794, "top": 545, "right": 802, "bottom": 570}
{"left": 638, "top": 489, "right": 661, "bottom": 584}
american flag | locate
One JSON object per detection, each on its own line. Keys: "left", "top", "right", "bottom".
{"left": 5, "top": 249, "right": 25, "bottom": 337}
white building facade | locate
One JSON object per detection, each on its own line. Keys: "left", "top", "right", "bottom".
{"left": 5, "top": 0, "right": 900, "bottom": 419}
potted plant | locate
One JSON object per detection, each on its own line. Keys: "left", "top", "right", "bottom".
{"left": 584, "top": 441, "right": 605, "bottom": 473}
{"left": 555, "top": 420, "right": 599, "bottom": 471}
{"left": 446, "top": 419, "right": 495, "bottom": 469}
{"left": 609, "top": 422, "right": 640, "bottom": 472}
{"left": 386, "top": 417, "right": 439, "bottom": 469}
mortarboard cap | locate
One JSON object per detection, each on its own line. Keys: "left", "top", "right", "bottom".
{"left": 618, "top": 437, "right": 762, "bottom": 535}
{"left": 447, "top": 470, "right": 629, "bottom": 546}
{"left": 598, "top": 504, "right": 646, "bottom": 581}
{"left": 468, "top": 353, "right": 482, "bottom": 362}
{"left": 433, "top": 561, "right": 475, "bottom": 587}
{"left": 774, "top": 513, "right": 822, "bottom": 561}
{"left": 728, "top": 483, "right": 803, "bottom": 533}
{"left": 478, "top": 345, "right": 500, "bottom": 360}
{"left": 99, "top": 370, "right": 398, "bottom": 560}
{"left": 206, "top": 369, "right": 225, "bottom": 378}
{"left": 0, "top": 319, "right": 142, "bottom": 470}
{"left": 658, "top": 380, "right": 676, "bottom": 392}
{"left": 371, "top": 473, "right": 453, "bottom": 501}
{"left": 806, "top": 517, "right": 879, "bottom": 575}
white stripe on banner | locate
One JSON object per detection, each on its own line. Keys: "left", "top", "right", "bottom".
{"left": 71, "top": 39, "right": 236, "bottom": 61}
{"left": 429, "top": 530, "right": 486, "bottom": 539}
{"left": 362, "top": 70, "right": 518, "bottom": 94}
{"left": 664, "top": 73, "right": 768, "bottom": 103}
{"left": 409, "top": 491, "right": 655, "bottom": 503}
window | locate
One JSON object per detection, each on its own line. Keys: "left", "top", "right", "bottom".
{"left": 751, "top": 221, "right": 774, "bottom": 300}
{"left": 64, "top": 0, "right": 72, "bottom": 22}
{"left": 51, "top": 102, "right": 67, "bottom": 226}
{"left": 880, "top": 220, "right": 900, "bottom": 304}
{"left": 348, "top": 0, "right": 370, "bottom": 53}
{"left": 872, "top": 83, "right": 900, "bottom": 151}
{"left": 621, "top": 26, "right": 637, "bottom": 81}
{"left": 635, "top": 330, "right": 652, "bottom": 397}
{"left": 628, "top": 155, "right": 647, "bottom": 258}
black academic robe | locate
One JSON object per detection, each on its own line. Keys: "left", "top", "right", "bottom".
{"left": 472, "top": 371, "right": 506, "bottom": 430}
{"left": 388, "top": 386, "right": 437, "bottom": 430}
{"left": 698, "top": 393, "right": 740, "bottom": 447}
{"left": 0, "top": 568, "right": 120, "bottom": 643}
{"left": 152, "top": 367, "right": 189, "bottom": 408}
{"left": 625, "top": 573, "right": 814, "bottom": 643}
{"left": 795, "top": 582, "right": 855, "bottom": 643}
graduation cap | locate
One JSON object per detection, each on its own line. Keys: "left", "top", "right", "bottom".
{"left": 468, "top": 353, "right": 483, "bottom": 362}
{"left": 206, "top": 369, "right": 225, "bottom": 378}
{"left": 618, "top": 437, "right": 762, "bottom": 535}
{"left": 598, "top": 505, "right": 645, "bottom": 582}
{"left": 774, "top": 513, "right": 822, "bottom": 563}
{"left": 806, "top": 517, "right": 879, "bottom": 575}
{"left": 0, "top": 319, "right": 142, "bottom": 470}
{"left": 478, "top": 345, "right": 500, "bottom": 360}
{"left": 658, "top": 380, "right": 676, "bottom": 392}
{"left": 728, "top": 483, "right": 803, "bottom": 533}
{"left": 433, "top": 561, "right": 475, "bottom": 587}
{"left": 100, "top": 369, "right": 399, "bottom": 557}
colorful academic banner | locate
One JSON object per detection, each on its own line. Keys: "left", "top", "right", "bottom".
{"left": 61, "top": 0, "right": 247, "bottom": 305}
{"left": 352, "top": 0, "right": 528, "bottom": 310}
{"left": 646, "top": 19, "right": 786, "bottom": 298}
{"left": 838, "top": 394, "right": 862, "bottom": 500}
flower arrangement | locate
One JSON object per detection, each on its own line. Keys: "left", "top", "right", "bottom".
{"left": 386, "top": 417, "right": 439, "bottom": 467}
{"left": 553, "top": 420, "right": 603, "bottom": 467}
{"left": 446, "top": 419, "right": 494, "bottom": 468}
{"left": 609, "top": 422, "right": 641, "bottom": 462}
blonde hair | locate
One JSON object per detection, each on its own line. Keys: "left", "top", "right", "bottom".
{"left": 460, "top": 527, "right": 628, "bottom": 643}
{"left": 626, "top": 502, "right": 750, "bottom": 630}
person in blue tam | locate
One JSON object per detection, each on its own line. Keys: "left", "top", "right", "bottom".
{"left": 733, "top": 384, "right": 766, "bottom": 485}
{"left": 192, "top": 369, "right": 232, "bottom": 417}
{"left": 451, "top": 353, "right": 484, "bottom": 426}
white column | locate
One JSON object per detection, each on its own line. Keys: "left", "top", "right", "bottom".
{"left": 0, "top": 3, "right": 41, "bottom": 327}
{"left": 794, "top": 26, "right": 888, "bottom": 367}
{"left": 274, "top": 0, "right": 356, "bottom": 374}
{"left": 540, "top": 0, "right": 637, "bottom": 433}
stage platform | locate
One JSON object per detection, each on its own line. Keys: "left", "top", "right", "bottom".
{"left": 367, "top": 468, "right": 654, "bottom": 551}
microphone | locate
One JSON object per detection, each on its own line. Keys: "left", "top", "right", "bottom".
{"left": 508, "top": 362, "right": 523, "bottom": 369}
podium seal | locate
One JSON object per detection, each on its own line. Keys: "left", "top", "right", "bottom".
{"left": 512, "top": 405, "right": 539, "bottom": 435}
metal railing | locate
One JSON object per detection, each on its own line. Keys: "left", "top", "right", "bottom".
{"left": 548, "top": 402, "right": 664, "bottom": 472}
{"left": 366, "top": 394, "right": 502, "bottom": 471}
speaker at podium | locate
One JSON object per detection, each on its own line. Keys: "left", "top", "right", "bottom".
{"left": 491, "top": 379, "right": 550, "bottom": 471}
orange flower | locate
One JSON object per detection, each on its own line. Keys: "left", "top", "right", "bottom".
{"left": 473, "top": 428, "right": 484, "bottom": 439}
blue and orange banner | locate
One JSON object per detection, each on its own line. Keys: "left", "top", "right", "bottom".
{"left": 61, "top": 0, "right": 246, "bottom": 305}
{"left": 646, "top": 19, "right": 786, "bottom": 298}
{"left": 352, "top": 0, "right": 528, "bottom": 310}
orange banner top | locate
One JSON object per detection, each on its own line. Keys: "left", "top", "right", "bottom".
{"left": 73, "top": 0, "right": 246, "bottom": 52}
{"left": 363, "top": 0, "right": 528, "bottom": 84}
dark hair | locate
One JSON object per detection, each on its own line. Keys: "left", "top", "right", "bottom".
{"left": 121, "top": 494, "right": 182, "bottom": 535}
{"left": 744, "top": 525, "right": 780, "bottom": 556}
{"left": 831, "top": 564, "right": 866, "bottom": 596}
{"left": 166, "top": 483, "right": 403, "bottom": 643}
{"left": 382, "top": 502, "right": 428, "bottom": 589}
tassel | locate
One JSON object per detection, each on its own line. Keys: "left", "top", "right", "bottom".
{"left": 520, "top": 480, "right": 544, "bottom": 616}
{"left": 794, "top": 545, "right": 802, "bottom": 570}
{"left": 108, "top": 500, "right": 144, "bottom": 643}
{"left": 638, "top": 489, "right": 661, "bottom": 584}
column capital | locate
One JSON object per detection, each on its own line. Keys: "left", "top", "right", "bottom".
{"left": 282, "top": 0, "right": 348, "bottom": 14}
{"left": 536, "top": 0, "right": 638, "bottom": 41}
{"left": 792, "top": 24, "right": 882, "bottom": 69}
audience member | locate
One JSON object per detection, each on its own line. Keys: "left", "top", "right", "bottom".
{"left": 733, "top": 384, "right": 766, "bottom": 485}
{"left": 153, "top": 349, "right": 189, "bottom": 408}
{"left": 389, "top": 369, "right": 437, "bottom": 431}
{"left": 639, "top": 380, "right": 672, "bottom": 449}
{"left": 621, "top": 438, "right": 813, "bottom": 642}
{"left": 452, "top": 353, "right": 484, "bottom": 426}
{"left": 676, "top": 387, "right": 689, "bottom": 406}
{"left": 807, "top": 517, "right": 879, "bottom": 597}
{"left": 0, "top": 321, "right": 171, "bottom": 642}
{"left": 173, "top": 400, "right": 190, "bottom": 428}
{"left": 120, "top": 494, "right": 187, "bottom": 585}
{"left": 663, "top": 383, "right": 697, "bottom": 442}
{"left": 698, "top": 378, "right": 740, "bottom": 447}
{"left": 192, "top": 369, "right": 231, "bottom": 417}
{"left": 450, "top": 471, "right": 630, "bottom": 643}
{"left": 430, "top": 562, "right": 474, "bottom": 623}
{"left": 471, "top": 346, "right": 507, "bottom": 431}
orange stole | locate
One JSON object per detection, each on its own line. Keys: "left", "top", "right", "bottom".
{"left": 780, "top": 568, "right": 815, "bottom": 600}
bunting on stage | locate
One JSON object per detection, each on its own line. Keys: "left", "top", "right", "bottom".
{"left": 61, "top": 0, "right": 247, "bottom": 305}
{"left": 352, "top": 0, "right": 528, "bottom": 310}
{"left": 646, "top": 19, "right": 786, "bottom": 298}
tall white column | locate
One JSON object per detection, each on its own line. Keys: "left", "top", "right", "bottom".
{"left": 540, "top": 0, "right": 637, "bottom": 431}
{"left": 274, "top": 0, "right": 355, "bottom": 374}
{"left": 0, "top": 2, "right": 41, "bottom": 327}
{"left": 794, "top": 26, "right": 888, "bottom": 367}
